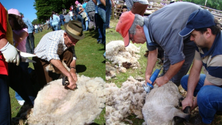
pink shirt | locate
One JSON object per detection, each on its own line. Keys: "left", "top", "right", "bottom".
{"left": 13, "top": 28, "right": 28, "bottom": 52}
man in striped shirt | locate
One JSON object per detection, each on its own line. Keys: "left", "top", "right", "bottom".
{"left": 34, "top": 20, "right": 84, "bottom": 90}
{"left": 180, "top": 9, "right": 222, "bottom": 124}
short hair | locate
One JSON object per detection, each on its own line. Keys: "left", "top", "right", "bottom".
{"left": 129, "top": 14, "right": 144, "bottom": 34}
{"left": 195, "top": 18, "right": 221, "bottom": 35}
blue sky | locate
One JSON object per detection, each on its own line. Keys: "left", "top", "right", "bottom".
{"left": 1, "top": 0, "right": 37, "bottom": 22}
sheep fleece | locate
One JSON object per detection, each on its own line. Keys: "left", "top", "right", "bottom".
{"left": 28, "top": 75, "right": 106, "bottom": 125}
{"left": 142, "top": 81, "right": 188, "bottom": 125}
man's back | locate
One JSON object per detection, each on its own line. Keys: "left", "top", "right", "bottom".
{"left": 147, "top": 2, "right": 200, "bottom": 45}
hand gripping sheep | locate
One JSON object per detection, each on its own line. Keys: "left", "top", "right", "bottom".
{"left": 143, "top": 66, "right": 163, "bottom": 93}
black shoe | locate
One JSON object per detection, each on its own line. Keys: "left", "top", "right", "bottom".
{"left": 184, "top": 114, "right": 211, "bottom": 125}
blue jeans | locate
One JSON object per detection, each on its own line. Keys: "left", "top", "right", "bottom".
{"left": 181, "top": 74, "right": 222, "bottom": 124}
{"left": 105, "top": 0, "right": 111, "bottom": 28}
{"left": 97, "top": 5, "right": 106, "bottom": 44}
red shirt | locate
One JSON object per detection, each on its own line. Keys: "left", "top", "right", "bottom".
{"left": 0, "top": 3, "right": 9, "bottom": 75}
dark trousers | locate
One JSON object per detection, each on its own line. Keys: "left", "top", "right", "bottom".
{"left": 33, "top": 48, "right": 73, "bottom": 90}
{"left": 8, "top": 63, "right": 36, "bottom": 106}
{"left": 96, "top": 5, "right": 106, "bottom": 44}
{"left": 0, "top": 75, "right": 11, "bottom": 125}
{"left": 26, "top": 33, "right": 35, "bottom": 54}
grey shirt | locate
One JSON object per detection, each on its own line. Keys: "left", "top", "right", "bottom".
{"left": 145, "top": 2, "right": 200, "bottom": 64}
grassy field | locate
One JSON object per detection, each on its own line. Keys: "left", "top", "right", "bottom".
{"left": 10, "top": 26, "right": 106, "bottom": 124}
{"left": 106, "top": 19, "right": 222, "bottom": 125}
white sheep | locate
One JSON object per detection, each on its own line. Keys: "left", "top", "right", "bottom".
{"left": 28, "top": 75, "right": 106, "bottom": 125}
{"left": 142, "top": 81, "right": 189, "bottom": 125}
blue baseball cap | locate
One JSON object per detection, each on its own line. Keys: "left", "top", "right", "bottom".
{"left": 179, "top": 9, "right": 215, "bottom": 37}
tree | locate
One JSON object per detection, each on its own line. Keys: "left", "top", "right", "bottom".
{"left": 34, "top": 0, "right": 83, "bottom": 23}
{"left": 183, "top": 0, "right": 222, "bottom": 10}
{"left": 32, "top": 19, "right": 39, "bottom": 25}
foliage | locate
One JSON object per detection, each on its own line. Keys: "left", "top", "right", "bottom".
{"left": 183, "top": 0, "right": 222, "bottom": 10}
{"left": 32, "top": 19, "right": 39, "bottom": 25}
{"left": 34, "top": 0, "right": 84, "bottom": 23}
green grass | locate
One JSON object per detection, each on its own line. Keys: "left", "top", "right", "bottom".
{"left": 10, "top": 26, "right": 106, "bottom": 124}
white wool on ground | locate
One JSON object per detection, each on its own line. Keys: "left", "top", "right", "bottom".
{"left": 28, "top": 75, "right": 106, "bottom": 125}
{"left": 105, "top": 76, "right": 146, "bottom": 125}
{"left": 142, "top": 81, "right": 188, "bottom": 125}
{"left": 106, "top": 40, "right": 140, "bottom": 68}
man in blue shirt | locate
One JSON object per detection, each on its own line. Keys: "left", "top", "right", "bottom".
{"left": 180, "top": 9, "right": 222, "bottom": 125}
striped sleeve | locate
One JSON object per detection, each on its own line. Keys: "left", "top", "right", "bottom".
{"left": 204, "top": 55, "right": 222, "bottom": 86}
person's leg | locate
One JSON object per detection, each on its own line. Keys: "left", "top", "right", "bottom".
{"left": 29, "top": 33, "right": 35, "bottom": 54}
{"left": 59, "top": 47, "right": 74, "bottom": 67}
{"left": 0, "top": 75, "right": 11, "bottom": 125}
{"left": 33, "top": 57, "right": 52, "bottom": 88}
{"left": 8, "top": 63, "right": 36, "bottom": 105}
{"left": 14, "top": 62, "right": 29, "bottom": 105}
{"left": 25, "top": 34, "right": 31, "bottom": 53}
{"left": 105, "top": 0, "right": 111, "bottom": 28}
{"left": 96, "top": 13, "right": 103, "bottom": 43}
{"left": 197, "top": 85, "right": 222, "bottom": 124}
{"left": 98, "top": 6, "right": 106, "bottom": 44}
{"left": 180, "top": 74, "right": 206, "bottom": 96}
{"left": 77, "top": 15, "right": 85, "bottom": 31}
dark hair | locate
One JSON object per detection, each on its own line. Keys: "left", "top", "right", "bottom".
{"left": 196, "top": 18, "right": 221, "bottom": 35}
{"left": 9, "top": 14, "right": 27, "bottom": 30}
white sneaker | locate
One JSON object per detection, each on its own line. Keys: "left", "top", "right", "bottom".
{"left": 17, "top": 100, "right": 25, "bottom": 106}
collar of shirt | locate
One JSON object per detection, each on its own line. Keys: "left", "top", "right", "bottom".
{"left": 143, "top": 25, "right": 158, "bottom": 46}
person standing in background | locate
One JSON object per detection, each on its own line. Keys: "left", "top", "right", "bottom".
{"left": 21, "top": 13, "right": 35, "bottom": 54}
{"left": 93, "top": 0, "right": 106, "bottom": 45}
{"left": 50, "top": 11, "right": 60, "bottom": 31}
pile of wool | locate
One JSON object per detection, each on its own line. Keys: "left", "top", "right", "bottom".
{"left": 106, "top": 40, "right": 141, "bottom": 80}
{"left": 105, "top": 76, "right": 146, "bottom": 125}
{"left": 28, "top": 75, "right": 106, "bottom": 125}
{"left": 142, "top": 81, "right": 189, "bottom": 125}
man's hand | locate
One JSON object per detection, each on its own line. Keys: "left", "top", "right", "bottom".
{"left": 0, "top": 42, "right": 20, "bottom": 65}
{"left": 182, "top": 96, "right": 193, "bottom": 110}
{"left": 155, "top": 76, "right": 169, "bottom": 87}
{"left": 67, "top": 75, "right": 77, "bottom": 90}
{"left": 145, "top": 74, "right": 152, "bottom": 84}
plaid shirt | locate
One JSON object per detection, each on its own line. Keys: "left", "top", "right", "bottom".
{"left": 85, "top": 0, "right": 95, "bottom": 13}
{"left": 34, "top": 30, "right": 67, "bottom": 62}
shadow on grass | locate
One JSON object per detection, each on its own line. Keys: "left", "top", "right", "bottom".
{"left": 84, "top": 30, "right": 99, "bottom": 39}
{"left": 76, "top": 64, "right": 87, "bottom": 73}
